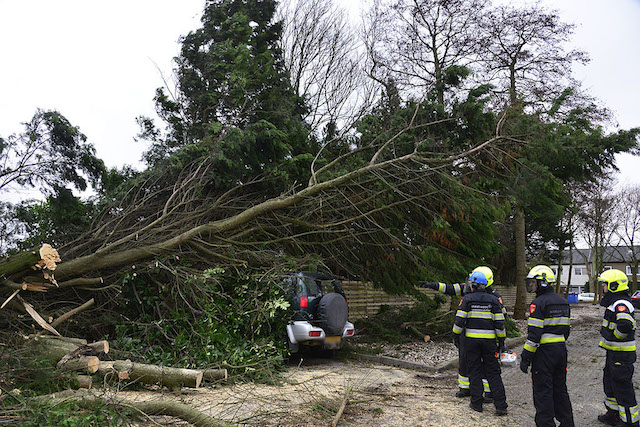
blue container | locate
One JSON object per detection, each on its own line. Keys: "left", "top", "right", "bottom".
{"left": 567, "top": 293, "right": 578, "bottom": 304}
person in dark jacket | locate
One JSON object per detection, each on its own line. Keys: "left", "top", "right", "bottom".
{"left": 420, "top": 266, "right": 505, "bottom": 398}
{"left": 520, "top": 265, "right": 574, "bottom": 427}
{"left": 596, "top": 268, "right": 638, "bottom": 426}
{"left": 452, "top": 269, "right": 508, "bottom": 415}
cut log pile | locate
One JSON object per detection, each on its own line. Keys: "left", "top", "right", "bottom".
{"left": 23, "top": 335, "right": 227, "bottom": 390}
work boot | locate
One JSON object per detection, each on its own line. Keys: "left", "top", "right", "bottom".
{"left": 597, "top": 409, "right": 619, "bottom": 426}
{"left": 469, "top": 402, "right": 483, "bottom": 412}
{"left": 456, "top": 388, "right": 470, "bottom": 398}
{"left": 495, "top": 408, "right": 508, "bottom": 416}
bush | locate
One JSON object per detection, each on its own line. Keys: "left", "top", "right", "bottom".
{"left": 110, "top": 266, "right": 291, "bottom": 383}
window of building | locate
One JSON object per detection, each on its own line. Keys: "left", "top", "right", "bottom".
{"left": 626, "top": 266, "right": 636, "bottom": 276}
{"left": 575, "top": 267, "right": 584, "bottom": 275}
{"left": 604, "top": 265, "right": 612, "bottom": 271}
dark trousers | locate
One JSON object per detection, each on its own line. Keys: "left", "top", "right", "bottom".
{"left": 531, "top": 344, "right": 574, "bottom": 427}
{"left": 458, "top": 333, "right": 468, "bottom": 388}
{"left": 603, "top": 351, "right": 638, "bottom": 426}
{"left": 465, "top": 338, "right": 506, "bottom": 410}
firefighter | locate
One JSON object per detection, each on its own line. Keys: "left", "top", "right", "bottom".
{"left": 420, "top": 266, "right": 505, "bottom": 398}
{"left": 520, "top": 265, "right": 574, "bottom": 427}
{"left": 452, "top": 270, "right": 508, "bottom": 415}
{"left": 596, "top": 268, "right": 638, "bottom": 426}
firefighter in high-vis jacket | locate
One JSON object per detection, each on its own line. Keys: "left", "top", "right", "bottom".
{"left": 452, "top": 270, "right": 508, "bottom": 415}
{"left": 521, "top": 265, "right": 574, "bottom": 427}
{"left": 597, "top": 268, "right": 638, "bottom": 426}
{"left": 420, "top": 266, "right": 505, "bottom": 398}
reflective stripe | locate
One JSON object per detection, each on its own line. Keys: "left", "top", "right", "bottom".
{"left": 528, "top": 317, "right": 544, "bottom": 328}
{"left": 453, "top": 324, "right": 464, "bottom": 334}
{"left": 614, "top": 328, "right": 628, "bottom": 339}
{"left": 540, "top": 333, "right": 565, "bottom": 344}
{"left": 609, "top": 299, "right": 635, "bottom": 313}
{"left": 453, "top": 283, "right": 462, "bottom": 296}
{"left": 468, "top": 311, "right": 493, "bottom": 319}
{"left": 605, "top": 397, "right": 619, "bottom": 411}
{"left": 465, "top": 328, "right": 496, "bottom": 339}
{"left": 456, "top": 310, "right": 468, "bottom": 318}
{"left": 494, "top": 313, "right": 505, "bottom": 321}
{"left": 496, "top": 328, "right": 506, "bottom": 338}
{"left": 599, "top": 338, "right": 637, "bottom": 351}
{"left": 619, "top": 405, "right": 639, "bottom": 423}
{"left": 605, "top": 321, "right": 617, "bottom": 330}
{"left": 617, "top": 312, "right": 635, "bottom": 324}
{"left": 524, "top": 339, "right": 539, "bottom": 353}
{"left": 458, "top": 374, "right": 470, "bottom": 388}
{"left": 437, "top": 283, "right": 446, "bottom": 293}
{"left": 544, "top": 317, "right": 570, "bottom": 326}
{"left": 602, "top": 319, "right": 610, "bottom": 328}
{"left": 482, "top": 379, "right": 490, "bottom": 392}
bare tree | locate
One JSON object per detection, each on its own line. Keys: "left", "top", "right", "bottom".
{"left": 478, "top": 3, "right": 591, "bottom": 115}
{"left": 613, "top": 185, "right": 640, "bottom": 291}
{"left": 575, "top": 179, "right": 619, "bottom": 301}
{"left": 278, "top": 0, "right": 376, "bottom": 136}
{"left": 364, "top": 0, "right": 488, "bottom": 105}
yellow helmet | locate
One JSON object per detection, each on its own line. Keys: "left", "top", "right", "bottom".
{"left": 526, "top": 265, "right": 555, "bottom": 292}
{"left": 471, "top": 266, "right": 494, "bottom": 287}
{"left": 598, "top": 269, "right": 629, "bottom": 293}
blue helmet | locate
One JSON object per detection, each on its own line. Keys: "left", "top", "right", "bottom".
{"left": 468, "top": 271, "right": 488, "bottom": 288}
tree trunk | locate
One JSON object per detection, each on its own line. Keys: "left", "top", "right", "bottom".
{"left": 513, "top": 207, "right": 527, "bottom": 319}
{"left": 97, "top": 360, "right": 204, "bottom": 389}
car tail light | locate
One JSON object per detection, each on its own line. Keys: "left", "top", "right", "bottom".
{"left": 345, "top": 329, "right": 354, "bottom": 336}
{"left": 309, "top": 331, "right": 322, "bottom": 337}
{"left": 299, "top": 296, "right": 308, "bottom": 308}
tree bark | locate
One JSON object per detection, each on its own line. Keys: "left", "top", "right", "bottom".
{"left": 513, "top": 207, "right": 527, "bottom": 319}
{"left": 97, "top": 360, "right": 204, "bottom": 389}
{"left": 57, "top": 356, "right": 100, "bottom": 374}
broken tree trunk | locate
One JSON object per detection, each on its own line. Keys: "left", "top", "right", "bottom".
{"left": 97, "top": 360, "right": 204, "bottom": 389}
{"left": 23, "top": 336, "right": 107, "bottom": 364}
{"left": 57, "top": 356, "right": 100, "bottom": 374}
{"left": 202, "top": 368, "right": 227, "bottom": 381}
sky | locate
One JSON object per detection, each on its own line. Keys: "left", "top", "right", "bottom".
{"left": 1, "top": 0, "right": 639, "bottom": 192}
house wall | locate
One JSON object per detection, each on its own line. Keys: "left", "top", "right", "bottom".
{"left": 551, "top": 264, "right": 590, "bottom": 293}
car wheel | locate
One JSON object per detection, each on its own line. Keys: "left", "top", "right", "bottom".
{"left": 317, "top": 293, "right": 348, "bottom": 336}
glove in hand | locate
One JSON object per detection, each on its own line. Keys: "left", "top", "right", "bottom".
{"left": 418, "top": 281, "right": 439, "bottom": 289}
{"left": 519, "top": 354, "right": 531, "bottom": 374}
{"left": 453, "top": 334, "right": 460, "bottom": 348}
{"left": 498, "top": 339, "right": 506, "bottom": 354}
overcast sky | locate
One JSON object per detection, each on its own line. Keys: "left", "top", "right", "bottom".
{"left": 1, "top": 0, "right": 638, "bottom": 188}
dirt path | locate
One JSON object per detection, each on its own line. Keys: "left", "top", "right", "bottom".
{"left": 124, "top": 304, "right": 635, "bottom": 426}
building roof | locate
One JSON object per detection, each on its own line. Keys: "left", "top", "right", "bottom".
{"left": 557, "top": 246, "right": 640, "bottom": 265}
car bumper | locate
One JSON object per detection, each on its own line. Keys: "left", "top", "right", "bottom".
{"left": 287, "top": 321, "right": 355, "bottom": 349}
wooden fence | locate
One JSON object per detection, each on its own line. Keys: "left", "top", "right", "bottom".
{"left": 342, "top": 281, "right": 534, "bottom": 320}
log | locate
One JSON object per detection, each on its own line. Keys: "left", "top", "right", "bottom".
{"left": 57, "top": 356, "right": 100, "bottom": 374}
{"left": 0, "top": 247, "right": 41, "bottom": 279}
{"left": 97, "top": 360, "right": 204, "bottom": 389}
{"left": 23, "top": 336, "right": 108, "bottom": 365}
{"left": 202, "top": 369, "right": 227, "bottom": 381}
{"left": 31, "top": 389, "right": 232, "bottom": 427}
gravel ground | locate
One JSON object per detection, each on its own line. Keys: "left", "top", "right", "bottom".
{"left": 119, "top": 303, "right": 615, "bottom": 426}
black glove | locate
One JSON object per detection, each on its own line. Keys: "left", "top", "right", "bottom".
{"left": 418, "top": 281, "right": 439, "bottom": 290}
{"left": 453, "top": 334, "right": 460, "bottom": 348}
{"left": 519, "top": 353, "right": 531, "bottom": 374}
{"left": 498, "top": 338, "right": 506, "bottom": 354}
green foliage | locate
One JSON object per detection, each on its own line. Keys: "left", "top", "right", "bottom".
{"left": 354, "top": 298, "right": 449, "bottom": 344}
{"left": 21, "top": 400, "right": 133, "bottom": 427}
{"left": 111, "top": 266, "right": 291, "bottom": 382}
{"left": 504, "top": 316, "right": 521, "bottom": 338}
